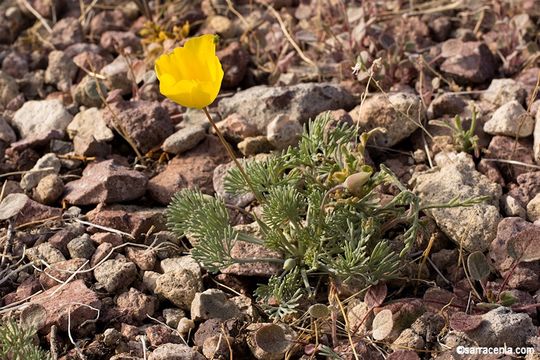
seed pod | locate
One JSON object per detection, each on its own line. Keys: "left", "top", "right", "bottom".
{"left": 344, "top": 171, "right": 371, "bottom": 196}
{"left": 308, "top": 303, "right": 330, "bottom": 319}
{"left": 283, "top": 258, "right": 296, "bottom": 271}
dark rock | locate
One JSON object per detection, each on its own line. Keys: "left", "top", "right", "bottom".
{"left": 439, "top": 40, "right": 497, "bottom": 84}
{"left": 217, "top": 41, "right": 250, "bottom": 89}
{"left": 103, "top": 100, "right": 173, "bottom": 154}
{"left": 100, "top": 31, "right": 142, "bottom": 54}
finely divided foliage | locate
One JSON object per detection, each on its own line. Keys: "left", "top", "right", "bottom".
{"left": 167, "top": 112, "right": 472, "bottom": 319}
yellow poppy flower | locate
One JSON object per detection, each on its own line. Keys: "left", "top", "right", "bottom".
{"left": 155, "top": 34, "right": 224, "bottom": 109}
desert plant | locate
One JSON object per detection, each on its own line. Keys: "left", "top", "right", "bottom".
{"left": 429, "top": 107, "right": 480, "bottom": 157}
{"left": 0, "top": 320, "right": 50, "bottom": 360}
{"left": 167, "top": 112, "right": 480, "bottom": 319}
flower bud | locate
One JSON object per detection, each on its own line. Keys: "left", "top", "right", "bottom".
{"left": 283, "top": 258, "right": 296, "bottom": 271}
{"left": 344, "top": 171, "right": 371, "bottom": 196}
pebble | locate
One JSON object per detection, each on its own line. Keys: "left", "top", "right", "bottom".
{"left": 483, "top": 100, "right": 534, "bottom": 137}
{"left": 20, "top": 153, "right": 61, "bottom": 191}
{"left": 67, "top": 234, "right": 96, "bottom": 259}
{"left": 266, "top": 114, "right": 302, "bottom": 150}
{"left": 190, "top": 289, "right": 241, "bottom": 321}
{"left": 44, "top": 50, "right": 77, "bottom": 92}
{"left": 161, "top": 126, "right": 206, "bottom": 155}
{"left": 32, "top": 174, "right": 64, "bottom": 205}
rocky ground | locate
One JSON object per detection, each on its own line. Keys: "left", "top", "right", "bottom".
{"left": 0, "top": 0, "right": 540, "bottom": 359}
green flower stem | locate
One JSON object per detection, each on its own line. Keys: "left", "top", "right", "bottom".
{"left": 203, "top": 107, "right": 264, "bottom": 204}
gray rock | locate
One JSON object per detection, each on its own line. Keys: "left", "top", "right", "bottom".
{"left": 179, "top": 108, "right": 219, "bottom": 131}
{"left": 349, "top": 92, "right": 424, "bottom": 147}
{"left": 527, "top": 193, "right": 540, "bottom": 222}
{"left": 155, "top": 269, "right": 202, "bottom": 310}
{"left": 213, "top": 160, "right": 256, "bottom": 207}
{"left": 0, "top": 116, "right": 16, "bottom": 144}
{"left": 101, "top": 55, "right": 132, "bottom": 94}
{"left": 73, "top": 75, "right": 108, "bottom": 108}
{"left": 12, "top": 100, "right": 73, "bottom": 138}
{"left": 20, "top": 153, "right": 61, "bottom": 191}
{"left": 163, "top": 308, "right": 185, "bottom": 328}
{"left": 160, "top": 256, "right": 202, "bottom": 278}
{"left": 190, "top": 289, "right": 241, "bottom": 321}
{"left": 413, "top": 152, "right": 502, "bottom": 252}
{"left": 266, "top": 114, "right": 302, "bottom": 150}
{"left": 161, "top": 126, "right": 206, "bottom": 155}
{"left": 218, "top": 83, "right": 355, "bottom": 133}
{"left": 67, "top": 234, "right": 96, "bottom": 259}
{"left": 463, "top": 306, "right": 536, "bottom": 348}
{"left": 26, "top": 243, "right": 66, "bottom": 265}
{"left": 142, "top": 271, "right": 160, "bottom": 293}
{"left": 501, "top": 194, "right": 526, "bottom": 218}
{"left": 67, "top": 107, "right": 114, "bottom": 157}
{"left": 481, "top": 78, "right": 528, "bottom": 107}
{"left": 483, "top": 100, "right": 534, "bottom": 137}
{"left": 64, "top": 159, "right": 148, "bottom": 205}
{"left": 94, "top": 259, "right": 138, "bottom": 293}
{"left": 103, "top": 328, "right": 121, "bottom": 347}
{"left": 238, "top": 136, "right": 273, "bottom": 156}
{"left": 32, "top": 174, "right": 64, "bottom": 205}
{"left": 0, "top": 71, "right": 19, "bottom": 108}
{"left": 149, "top": 343, "right": 205, "bottom": 360}
{"left": 45, "top": 51, "right": 77, "bottom": 92}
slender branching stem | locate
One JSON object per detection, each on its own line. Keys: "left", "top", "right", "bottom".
{"left": 202, "top": 107, "right": 263, "bottom": 203}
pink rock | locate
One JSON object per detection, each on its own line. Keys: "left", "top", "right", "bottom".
{"left": 148, "top": 136, "right": 229, "bottom": 205}
{"left": 89, "top": 10, "right": 129, "bottom": 38}
{"left": 49, "top": 17, "right": 83, "bottom": 50}
{"left": 487, "top": 136, "right": 534, "bottom": 178}
{"left": 39, "top": 258, "right": 92, "bottom": 289}
{"left": 145, "top": 325, "right": 183, "bottom": 347}
{"left": 440, "top": 40, "right": 497, "bottom": 84}
{"left": 116, "top": 288, "right": 157, "bottom": 323}
{"left": 30, "top": 279, "right": 102, "bottom": 333}
{"left": 64, "top": 159, "right": 148, "bottom": 205}
{"left": 100, "top": 31, "right": 142, "bottom": 54}
{"left": 86, "top": 205, "right": 166, "bottom": 239}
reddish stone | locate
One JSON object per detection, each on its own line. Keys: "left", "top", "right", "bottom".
{"left": 30, "top": 279, "right": 102, "bottom": 333}
{"left": 147, "top": 136, "right": 229, "bottom": 205}
{"left": 145, "top": 325, "right": 183, "bottom": 347}
{"left": 87, "top": 205, "right": 166, "bottom": 239}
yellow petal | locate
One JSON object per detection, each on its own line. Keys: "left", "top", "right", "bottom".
{"left": 154, "top": 34, "right": 224, "bottom": 109}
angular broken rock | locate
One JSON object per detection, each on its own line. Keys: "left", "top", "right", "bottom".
{"left": 67, "top": 107, "right": 114, "bottom": 157}
{"left": 222, "top": 222, "right": 282, "bottom": 277}
{"left": 103, "top": 100, "right": 173, "bottom": 154}
{"left": 0, "top": 193, "right": 61, "bottom": 226}
{"left": 155, "top": 269, "right": 203, "bottom": 310}
{"left": 94, "top": 259, "right": 138, "bottom": 293}
{"left": 64, "top": 159, "right": 148, "bottom": 205}
{"left": 12, "top": 99, "right": 73, "bottom": 138}
{"left": 190, "top": 289, "right": 241, "bottom": 321}
{"left": 30, "top": 279, "right": 101, "bottom": 333}
{"left": 349, "top": 92, "right": 424, "bottom": 147}
{"left": 413, "top": 153, "right": 502, "bottom": 252}
{"left": 218, "top": 83, "right": 356, "bottom": 133}
{"left": 483, "top": 100, "right": 534, "bottom": 138}
{"left": 439, "top": 40, "right": 497, "bottom": 84}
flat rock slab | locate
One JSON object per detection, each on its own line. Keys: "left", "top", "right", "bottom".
{"left": 413, "top": 153, "right": 502, "bottom": 252}
{"left": 218, "top": 83, "right": 356, "bottom": 133}
{"left": 30, "top": 279, "right": 101, "bottom": 333}
{"left": 12, "top": 99, "right": 73, "bottom": 138}
{"left": 64, "top": 159, "right": 148, "bottom": 205}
